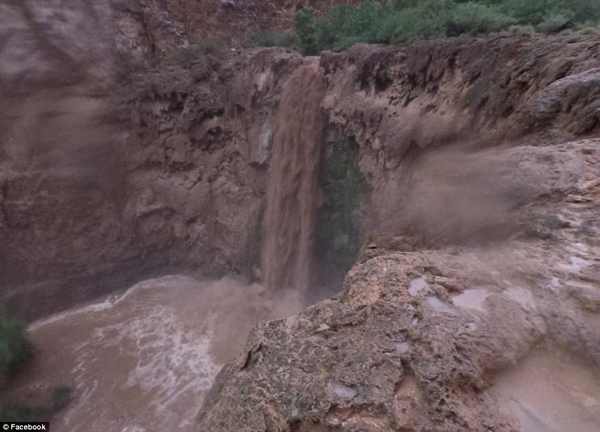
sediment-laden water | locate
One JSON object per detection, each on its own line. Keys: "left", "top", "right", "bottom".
{"left": 7, "top": 276, "right": 301, "bottom": 432}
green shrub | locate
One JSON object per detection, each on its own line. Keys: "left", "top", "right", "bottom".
{"left": 0, "top": 312, "right": 71, "bottom": 423}
{"left": 564, "top": 0, "right": 600, "bottom": 23}
{"left": 499, "top": 0, "right": 599, "bottom": 26}
{"left": 287, "top": 0, "right": 600, "bottom": 54}
{"left": 382, "top": 8, "right": 447, "bottom": 43}
{"left": 173, "top": 46, "right": 202, "bottom": 65}
{"left": 294, "top": 7, "right": 319, "bottom": 54}
{"left": 536, "top": 11, "right": 574, "bottom": 33}
{"left": 196, "top": 38, "right": 226, "bottom": 55}
{"left": 445, "top": 2, "right": 515, "bottom": 36}
{"left": 316, "top": 5, "right": 353, "bottom": 47}
{"left": 500, "top": 0, "right": 562, "bottom": 25}
{"left": 390, "top": 0, "right": 421, "bottom": 10}
{"left": 0, "top": 310, "right": 34, "bottom": 388}
{"left": 342, "top": 1, "right": 386, "bottom": 42}
{"left": 316, "top": 3, "right": 385, "bottom": 48}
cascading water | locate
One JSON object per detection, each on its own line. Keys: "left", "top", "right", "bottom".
{"left": 3, "top": 59, "right": 325, "bottom": 432}
{"left": 261, "top": 58, "right": 325, "bottom": 294}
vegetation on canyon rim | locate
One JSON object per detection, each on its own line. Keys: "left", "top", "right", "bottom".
{"left": 248, "top": 0, "right": 600, "bottom": 54}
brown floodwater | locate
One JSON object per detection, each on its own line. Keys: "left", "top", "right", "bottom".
{"left": 6, "top": 275, "right": 301, "bottom": 432}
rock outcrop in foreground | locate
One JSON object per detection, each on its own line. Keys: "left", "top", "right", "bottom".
{"left": 197, "top": 137, "right": 600, "bottom": 431}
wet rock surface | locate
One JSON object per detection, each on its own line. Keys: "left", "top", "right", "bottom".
{"left": 197, "top": 137, "right": 600, "bottom": 431}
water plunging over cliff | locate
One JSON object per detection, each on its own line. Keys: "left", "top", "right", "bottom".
{"left": 262, "top": 59, "right": 325, "bottom": 293}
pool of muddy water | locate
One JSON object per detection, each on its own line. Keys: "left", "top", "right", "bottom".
{"left": 5, "top": 276, "right": 298, "bottom": 432}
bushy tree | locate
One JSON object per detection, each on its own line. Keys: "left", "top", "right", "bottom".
{"left": 390, "top": 0, "right": 421, "bottom": 10}
{"left": 260, "top": 0, "right": 600, "bottom": 53}
{"left": 445, "top": 2, "right": 515, "bottom": 36}
{"left": 381, "top": 8, "right": 447, "bottom": 42}
{"left": 294, "top": 7, "right": 319, "bottom": 55}
{"left": 536, "top": 11, "right": 574, "bottom": 33}
{"left": 501, "top": 0, "right": 568, "bottom": 25}
{"left": 0, "top": 311, "right": 71, "bottom": 422}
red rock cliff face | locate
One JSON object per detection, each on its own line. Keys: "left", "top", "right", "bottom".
{"left": 320, "top": 36, "right": 600, "bottom": 239}
{"left": 0, "top": 0, "right": 308, "bottom": 322}
{"left": 0, "top": 46, "right": 303, "bottom": 321}
{"left": 162, "top": 0, "right": 360, "bottom": 44}
{"left": 1, "top": 0, "right": 600, "bottom": 322}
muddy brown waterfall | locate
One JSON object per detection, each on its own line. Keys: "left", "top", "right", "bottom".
{"left": 262, "top": 59, "right": 325, "bottom": 293}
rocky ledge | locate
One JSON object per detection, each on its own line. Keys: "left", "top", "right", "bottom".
{"left": 197, "top": 136, "right": 600, "bottom": 431}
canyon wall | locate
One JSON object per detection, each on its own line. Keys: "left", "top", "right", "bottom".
{"left": 0, "top": 45, "right": 304, "bottom": 320}
{"left": 3, "top": 2, "right": 600, "bottom": 430}
{"left": 0, "top": 0, "right": 309, "bottom": 320}
{"left": 321, "top": 36, "right": 600, "bottom": 243}
{"left": 1, "top": 0, "right": 599, "bottom": 322}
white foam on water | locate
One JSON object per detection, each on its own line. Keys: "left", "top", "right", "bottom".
{"left": 113, "top": 307, "right": 221, "bottom": 415}
{"left": 29, "top": 276, "right": 192, "bottom": 331}
{"left": 29, "top": 295, "right": 122, "bottom": 331}
{"left": 14, "top": 276, "right": 226, "bottom": 432}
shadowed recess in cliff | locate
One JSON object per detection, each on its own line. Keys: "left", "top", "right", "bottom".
{"left": 262, "top": 59, "right": 325, "bottom": 293}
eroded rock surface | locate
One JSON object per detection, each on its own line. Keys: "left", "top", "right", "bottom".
{"left": 194, "top": 43, "right": 600, "bottom": 428}
{"left": 197, "top": 138, "right": 600, "bottom": 431}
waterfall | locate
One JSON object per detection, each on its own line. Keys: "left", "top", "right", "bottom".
{"left": 262, "top": 58, "right": 324, "bottom": 293}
